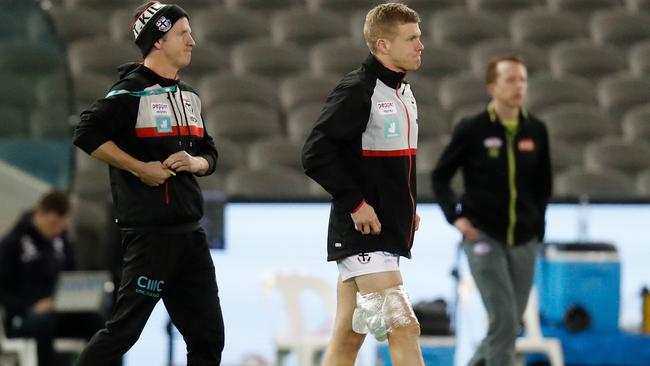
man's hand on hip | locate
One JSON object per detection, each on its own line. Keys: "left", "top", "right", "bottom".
{"left": 454, "top": 217, "right": 480, "bottom": 241}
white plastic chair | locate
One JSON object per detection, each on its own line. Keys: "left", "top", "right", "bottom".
{"left": 261, "top": 272, "right": 335, "bottom": 366}
{"left": 515, "top": 286, "right": 565, "bottom": 366}
{"left": 0, "top": 306, "right": 37, "bottom": 366}
{"left": 0, "top": 306, "right": 87, "bottom": 366}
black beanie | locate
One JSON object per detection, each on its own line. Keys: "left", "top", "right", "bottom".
{"left": 132, "top": 2, "right": 189, "bottom": 57}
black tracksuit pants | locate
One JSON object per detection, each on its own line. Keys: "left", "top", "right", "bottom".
{"left": 75, "top": 228, "right": 225, "bottom": 366}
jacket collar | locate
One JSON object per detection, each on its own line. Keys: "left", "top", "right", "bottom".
{"left": 363, "top": 54, "right": 406, "bottom": 89}
{"left": 487, "top": 101, "right": 529, "bottom": 123}
{"left": 117, "top": 62, "right": 181, "bottom": 87}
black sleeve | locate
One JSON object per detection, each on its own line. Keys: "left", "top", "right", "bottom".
{"left": 535, "top": 122, "right": 553, "bottom": 241}
{"left": 196, "top": 114, "right": 218, "bottom": 177}
{"left": 0, "top": 235, "right": 29, "bottom": 314}
{"left": 432, "top": 119, "right": 471, "bottom": 224}
{"left": 302, "top": 81, "right": 371, "bottom": 212}
{"left": 73, "top": 96, "right": 131, "bottom": 155}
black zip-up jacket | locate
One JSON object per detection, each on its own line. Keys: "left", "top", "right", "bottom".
{"left": 302, "top": 54, "right": 418, "bottom": 261}
{"left": 0, "top": 211, "right": 75, "bottom": 318}
{"left": 432, "top": 106, "right": 552, "bottom": 246}
{"left": 73, "top": 63, "right": 217, "bottom": 229}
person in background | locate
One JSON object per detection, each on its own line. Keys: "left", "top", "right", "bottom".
{"left": 432, "top": 55, "right": 553, "bottom": 366}
{"left": 302, "top": 3, "right": 426, "bottom": 365}
{"left": 0, "top": 190, "right": 104, "bottom": 366}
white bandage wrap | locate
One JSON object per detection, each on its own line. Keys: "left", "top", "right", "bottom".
{"left": 351, "top": 285, "right": 418, "bottom": 341}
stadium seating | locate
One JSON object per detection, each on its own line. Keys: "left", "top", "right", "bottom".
{"left": 438, "top": 74, "right": 490, "bottom": 115}
{"left": 248, "top": 137, "right": 303, "bottom": 172}
{"left": 193, "top": 9, "right": 268, "bottom": 48}
{"left": 548, "top": 0, "right": 626, "bottom": 18}
{"left": 430, "top": 9, "right": 508, "bottom": 47}
{"left": 540, "top": 103, "right": 615, "bottom": 146}
{"left": 271, "top": 9, "right": 348, "bottom": 46}
{"left": 279, "top": 75, "right": 338, "bottom": 112}
{"left": 310, "top": 39, "right": 368, "bottom": 77}
{"left": 597, "top": 74, "right": 650, "bottom": 119}
{"left": 417, "top": 44, "right": 468, "bottom": 81}
{"left": 629, "top": 40, "right": 650, "bottom": 75}
{"left": 286, "top": 103, "right": 322, "bottom": 144}
{"left": 549, "top": 40, "right": 627, "bottom": 83}
{"left": 510, "top": 10, "right": 586, "bottom": 48}
{"left": 526, "top": 73, "right": 598, "bottom": 113}
{"left": 225, "top": 167, "right": 310, "bottom": 199}
{"left": 205, "top": 103, "right": 282, "bottom": 145}
{"left": 199, "top": 73, "right": 277, "bottom": 110}
{"left": 554, "top": 167, "right": 636, "bottom": 199}
{"left": 3, "top": 0, "right": 650, "bottom": 202}
{"left": 590, "top": 11, "right": 650, "bottom": 48}
{"left": 469, "top": 39, "right": 547, "bottom": 77}
{"left": 637, "top": 168, "right": 650, "bottom": 195}
{"left": 622, "top": 103, "right": 650, "bottom": 142}
{"left": 231, "top": 40, "right": 308, "bottom": 79}
{"left": 584, "top": 137, "right": 650, "bottom": 176}
{"left": 468, "top": 0, "right": 544, "bottom": 14}
{"left": 416, "top": 136, "right": 451, "bottom": 174}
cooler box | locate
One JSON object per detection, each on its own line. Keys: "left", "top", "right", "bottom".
{"left": 535, "top": 242, "right": 620, "bottom": 332}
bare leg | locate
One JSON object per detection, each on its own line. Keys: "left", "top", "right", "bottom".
{"left": 321, "top": 275, "right": 366, "bottom": 366}
{"left": 355, "top": 271, "right": 424, "bottom": 366}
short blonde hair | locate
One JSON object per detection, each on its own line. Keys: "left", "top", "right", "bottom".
{"left": 363, "top": 3, "right": 420, "bottom": 54}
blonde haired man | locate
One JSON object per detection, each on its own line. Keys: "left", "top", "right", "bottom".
{"left": 302, "top": 3, "right": 425, "bottom": 365}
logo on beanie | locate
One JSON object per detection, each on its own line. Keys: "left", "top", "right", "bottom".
{"left": 156, "top": 16, "right": 172, "bottom": 32}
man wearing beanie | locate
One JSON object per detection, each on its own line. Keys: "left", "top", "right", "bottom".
{"left": 73, "top": 2, "right": 224, "bottom": 365}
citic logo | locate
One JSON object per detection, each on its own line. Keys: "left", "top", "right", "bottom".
{"left": 136, "top": 276, "right": 165, "bottom": 298}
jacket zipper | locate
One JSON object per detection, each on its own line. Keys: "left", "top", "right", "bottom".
{"left": 167, "top": 92, "right": 183, "bottom": 148}
{"left": 164, "top": 180, "right": 170, "bottom": 205}
{"left": 395, "top": 82, "right": 416, "bottom": 248}
{"left": 506, "top": 129, "right": 518, "bottom": 246}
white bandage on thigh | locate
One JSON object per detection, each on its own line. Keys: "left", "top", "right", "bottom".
{"left": 351, "top": 285, "right": 419, "bottom": 341}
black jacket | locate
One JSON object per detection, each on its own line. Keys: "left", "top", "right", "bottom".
{"left": 432, "top": 107, "right": 552, "bottom": 246}
{"left": 0, "top": 212, "right": 75, "bottom": 318}
{"left": 303, "top": 55, "right": 418, "bottom": 261}
{"left": 73, "top": 63, "right": 218, "bottom": 229}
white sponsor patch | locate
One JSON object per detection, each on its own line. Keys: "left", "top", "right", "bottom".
{"left": 151, "top": 102, "right": 171, "bottom": 116}
{"left": 182, "top": 96, "right": 198, "bottom": 125}
{"left": 473, "top": 241, "right": 492, "bottom": 256}
{"left": 483, "top": 137, "right": 503, "bottom": 149}
{"left": 377, "top": 101, "right": 397, "bottom": 115}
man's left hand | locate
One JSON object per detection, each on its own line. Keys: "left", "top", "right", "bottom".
{"left": 414, "top": 213, "right": 420, "bottom": 231}
{"left": 163, "top": 151, "right": 208, "bottom": 175}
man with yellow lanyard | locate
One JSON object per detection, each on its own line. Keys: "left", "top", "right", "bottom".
{"left": 432, "top": 55, "right": 552, "bottom": 366}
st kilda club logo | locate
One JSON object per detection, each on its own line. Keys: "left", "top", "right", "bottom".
{"left": 357, "top": 253, "right": 371, "bottom": 264}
